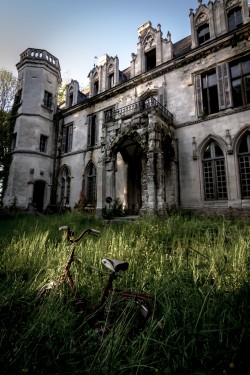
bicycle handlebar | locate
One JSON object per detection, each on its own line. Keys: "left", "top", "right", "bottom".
{"left": 59, "top": 226, "right": 100, "bottom": 243}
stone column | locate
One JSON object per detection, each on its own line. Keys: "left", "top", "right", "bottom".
{"left": 105, "top": 157, "right": 115, "bottom": 201}
{"left": 146, "top": 113, "right": 157, "bottom": 213}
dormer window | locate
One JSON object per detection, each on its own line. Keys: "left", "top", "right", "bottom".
{"left": 145, "top": 48, "right": 156, "bottom": 71}
{"left": 228, "top": 6, "right": 243, "bottom": 31}
{"left": 198, "top": 23, "right": 210, "bottom": 45}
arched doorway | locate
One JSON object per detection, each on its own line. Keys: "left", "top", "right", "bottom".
{"left": 33, "top": 180, "right": 45, "bottom": 212}
{"left": 115, "top": 138, "right": 143, "bottom": 215}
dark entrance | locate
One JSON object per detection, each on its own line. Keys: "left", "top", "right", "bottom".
{"left": 116, "top": 138, "right": 142, "bottom": 215}
{"left": 33, "top": 180, "right": 45, "bottom": 212}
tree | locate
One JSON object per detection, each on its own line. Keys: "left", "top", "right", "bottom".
{"left": 0, "top": 69, "right": 17, "bottom": 206}
{"left": 0, "top": 69, "right": 17, "bottom": 111}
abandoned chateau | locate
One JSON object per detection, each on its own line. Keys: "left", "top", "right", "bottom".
{"left": 3, "top": 0, "right": 250, "bottom": 216}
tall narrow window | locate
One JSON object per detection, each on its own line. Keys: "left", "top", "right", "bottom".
{"left": 198, "top": 23, "right": 210, "bottom": 45}
{"left": 60, "top": 166, "right": 71, "bottom": 205}
{"left": 62, "top": 124, "right": 73, "bottom": 153}
{"left": 145, "top": 48, "right": 156, "bottom": 71}
{"left": 203, "top": 141, "right": 227, "bottom": 200}
{"left": 238, "top": 133, "right": 250, "bottom": 199}
{"left": 87, "top": 115, "right": 97, "bottom": 147}
{"left": 228, "top": 7, "right": 243, "bottom": 31}
{"left": 86, "top": 162, "right": 96, "bottom": 206}
{"left": 43, "top": 91, "right": 52, "bottom": 108}
{"left": 230, "top": 56, "right": 250, "bottom": 107}
{"left": 202, "top": 69, "right": 219, "bottom": 114}
{"left": 108, "top": 73, "right": 114, "bottom": 89}
{"left": 40, "top": 135, "right": 48, "bottom": 153}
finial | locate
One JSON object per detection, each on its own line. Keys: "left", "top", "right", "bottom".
{"left": 198, "top": 0, "right": 202, "bottom": 6}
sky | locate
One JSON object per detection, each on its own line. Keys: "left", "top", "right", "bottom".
{"left": 0, "top": 0, "right": 200, "bottom": 89}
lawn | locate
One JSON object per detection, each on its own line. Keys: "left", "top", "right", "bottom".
{"left": 0, "top": 211, "right": 250, "bottom": 374}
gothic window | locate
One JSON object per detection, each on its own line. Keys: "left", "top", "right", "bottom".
{"left": 43, "top": 90, "right": 52, "bottom": 108}
{"left": 145, "top": 48, "right": 156, "bottom": 71}
{"left": 203, "top": 141, "right": 227, "bottom": 201}
{"left": 197, "top": 23, "right": 210, "bottom": 45}
{"left": 238, "top": 133, "right": 250, "bottom": 199}
{"left": 60, "top": 166, "right": 71, "bottom": 205}
{"left": 40, "top": 135, "right": 48, "bottom": 153}
{"left": 230, "top": 56, "right": 250, "bottom": 107}
{"left": 86, "top": 162, "right": 96, "bottom": 206}
{"left": 62, "top": 124, "right": 73, "bottom": 153}
{"left": 228, "top": 6, "right": 243, "bottom": 31}
{"left": 87, "top": 115, "right": 97, "bottom": 147}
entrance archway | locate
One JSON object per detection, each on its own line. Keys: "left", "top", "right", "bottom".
{"left": 33, "top": 180, "right": 45, "bottom": 212}
{"left": 115, "top": 138, "right": 143, "bottom": 215}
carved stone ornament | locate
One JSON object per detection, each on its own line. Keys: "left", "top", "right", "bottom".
{"left": 196, "top": 13, "right": 209, "bottom": 25}
{"left": 108, "top": 64, "right": 114, "bottom": 73}
{"left": 144, "top": 34, "right": 155, "bottom": 50}
{"left": 226, "top": 0, "right": 240, "bottom": 10}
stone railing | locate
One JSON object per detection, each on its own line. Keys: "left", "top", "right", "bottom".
{"left": 105, "top": 97, "right": 173, "bottom": 124}
{"left": 20, "top": 48, "right": 60, "bottom": 68}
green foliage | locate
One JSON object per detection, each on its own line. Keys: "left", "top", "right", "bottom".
{"left": 1, "top": 212, "right": 250, "bottom": 374}
{"left": 102, "top": 198, "right": 127, "bottom": 219}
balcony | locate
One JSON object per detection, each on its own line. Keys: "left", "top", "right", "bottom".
{"left": 105, "top": 97, "right": 173, "bottom": 125}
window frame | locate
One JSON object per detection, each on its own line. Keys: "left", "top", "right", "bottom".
{"left": 202, "top": 141, "right": 228, "bottom": 201}
{"left": 228, "top": 6, "right": 243, "bottom": 31}
{"left": 87, "top": 115, "right": 98, "bottom": 147}
{"left": 238, "top": 133, "right": 250, "bottom": 199}
{"left": 39, "top": 134, "right": 48, "bottom": 153}
{"left": 85, "top": 162, "right": 97, "bottom": 206}
{"left": 62, "top": 124, "right": 73, "bottom": 154}
{"left": 43, "top": 90, "right": 53, "bottom": 108}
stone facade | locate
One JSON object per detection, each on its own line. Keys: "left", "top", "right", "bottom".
{"left": 3, "top": 0, "right": 250, "bottom": 216}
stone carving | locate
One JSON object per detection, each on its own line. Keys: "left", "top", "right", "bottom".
{"left": 226, "top": 0, "right": 240, "bottom": 9}
{"left": 144, "top": 34, "right": 155, "bottom": 50}
{"left": 196, "top": 13, "right": 209, "bottom": 25}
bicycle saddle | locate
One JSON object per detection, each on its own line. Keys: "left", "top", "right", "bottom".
{"left": 102, "top": 258, "right": 129, "bottom": 273}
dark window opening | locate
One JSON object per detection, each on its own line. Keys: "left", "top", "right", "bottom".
{"left": 62, "top": 124, "right": 73, "bottom": 153}
{"left": 104, "top": 108, "right": 115, "bottom": 122}
{"left": 69, "top": 93, "right": 73, "bottom": 107}
{"left": 88, "top": 115, "right": 97, "bottom": 147}
{"left": 11, "top": 133, "right": 17, "bottom": 151}
{"left": 15, "top": 89, "right": 22, "bottom": 104}
{"left": 203, "top": 141, "right": 227, "bottom": 200}
{"left": 198, "top": 23, "right": 210, "bottom": 44}
{"left": 230, "top": 56, "right": 250, "bottom": 107}
{"left": 108, "top": 73, "right": 114, "bottom": 89}
{"left": 202, "top": 69, "right": 219, "bottom": 114}
{"left": 40, "top": 135, "right": 48, "bottom": 153}
{"left": 93, "top": 81, "right": 99, "bottom": 95}
{"left": 43, "top": 90, "right": 52, "bottom": 108}
{"left": 238, "top": 133, "right": 250, "bottom": 199}
{"left": 145, "top": 48, "right": 156, "bottom": 71}
{"left": 228, "top": 7, "right": 243, "bottom": 31}
{"left": 86, "top": 163, "right": 96, "bottom": 206}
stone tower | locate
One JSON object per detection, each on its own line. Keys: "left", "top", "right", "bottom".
{"left": 3, "top": 48, "right": 61, "bottom": 211}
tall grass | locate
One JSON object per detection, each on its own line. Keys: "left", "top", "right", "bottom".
{"left": 1, "top": 211, "right": 250, "bottom": 374}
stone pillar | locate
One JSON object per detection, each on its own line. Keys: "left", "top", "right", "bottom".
{"left": 105, "top": 158, "right": 115, "bottom": 200}
{"left": 156, "top": 24, "right": 162, "bottom": 66}
{"left": 146, "top": 113, "right": 157, "bottom": 213}
{"left": 208, "top": 1, "right": 216, "bottom": 40}
{"left": 155, "top": 150, "right": 165, "bottom": 212}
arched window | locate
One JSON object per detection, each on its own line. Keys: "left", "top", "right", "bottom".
{"left": 203, "top": 141, "right": 227, "bottom": 200}
{"left": 86, "top": 162, "right": 96, "bottom": 206}
{"left": 60, "top": 166, "right": 71, "bottom": 205}
{"left": 197, "top": 23, "right": 210, "bottom": 45}
{"left": 238, "top": 133, "right": 250, "bottom": 199}
{"left": 228, "top": 6, "right": 243, "bottom": 31}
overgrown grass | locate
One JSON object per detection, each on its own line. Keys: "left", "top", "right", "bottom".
{"left": 1, "top": 211, "right": 250, "bottom": 374}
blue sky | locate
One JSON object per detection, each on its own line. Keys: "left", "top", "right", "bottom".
{"left": 1, "top": 0, "right": 200, "bottom": 88}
